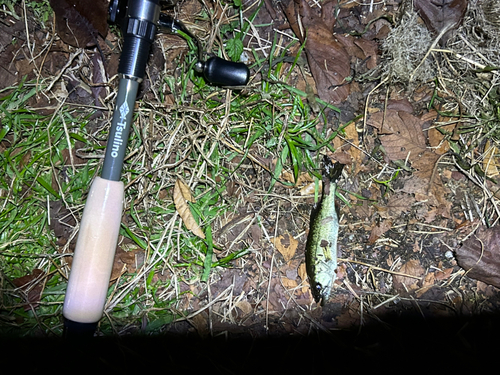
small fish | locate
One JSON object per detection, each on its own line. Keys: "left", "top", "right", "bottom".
{"left": 305, "top": 157, "right": 344, "bottom": 305}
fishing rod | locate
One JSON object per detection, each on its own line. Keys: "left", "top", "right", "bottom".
{"left": 62, "top": 0, "right": 249, "bottom": 338}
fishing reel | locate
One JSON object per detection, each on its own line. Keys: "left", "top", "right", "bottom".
{"left": 108, "top": 0, "right": 250, "bottom": 86}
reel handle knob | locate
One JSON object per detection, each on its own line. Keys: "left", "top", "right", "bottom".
{"left": 197, "top": 56, "right": 250, "bottom": 87}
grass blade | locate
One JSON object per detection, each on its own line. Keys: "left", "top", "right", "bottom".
{"left": 201, "top": 226, "right": 213, "bottom": 282}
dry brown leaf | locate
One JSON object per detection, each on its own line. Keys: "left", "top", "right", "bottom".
{"left": 271, "top": 232, "right": 298, "bottom": 262}
{"left": 283, "top": 0, "right": 350, "bottom": 104}
{"left": 412, "top": 150, "right": 440, "bottom": 182}
{"left": 456, "top": 225, "right": 500, "bottom": 288}
{"left": 483, "top": 140, "right": 499, "bottom": 177}
{"left": 414, "top": 0, "right": 467, "bottom": 44}
{"left": 369, "top": 109, "right": 451, "bottom": 209}
{"left": 387, "top": 98, "right": 414, "bottom": 113}
{"left": 428, "top": 113, "right": 457, "bottom": 155}
{"left": 416, "top": 272, "right": 438, "bottom": 297}
{"left": 401, "top": 175, "right": 429, "bottom": 195}
{"left": 11, "top": 269, "right": 46, "bottom": 310}
{"left": 173, "top": 178, "right": 205, "bottom": 239}
{"left": 428, "top": 127, "right": 450, "bottom": 155}
{"left": 393, "top": 259, "right": 424, "bottom": 292}
{"left": 368, "top": 110, "right": 427, "bottom": 161}
{"left": 298, "top": 263, "right": 307, "bottom": 281}
{"left": 191, "top": 313, "right": 209, "bottom": 337}
{"left": 332, "top": 150, "right": 353, "bottom": 166}
{"left": 422, "top": 272, "right": 436, "bottom": 288}
{"left": 49, "top": 0, "right": 108, "bottom": 47}
{"left": 435, "top": 267, "right": 453, "bottom": 281}
{"left": 367, "top": 219, "right": 392, "bottom": 245}
{"left": 387, "top": 194, "right": 413, "bottom": 215}
{"left": 281, "top": 171, "right": 314, "bottom": 186}
{"left": 281, "top": 276, "right": 298, "bottom": 289}
{"left": 298, "top": 262, "right": 309, "bottom": 293}
{"left": 339, "top": 121, "right": 360, "bottom": 166}
{"left": 299, "top": 180, "right": 322, "bottom": 196}
{"left": 175, "top": 178, "right": 196, "bottom": 202}
{"left": 412, "top": 239, "right": 421, "bottom": 253}
{"left": 377, "top": 193, "right": 415, "bottom": 219}
{"left": 110, "top": 245, "right": 145, "bottom": 281}
{"left": 235, "top": 300, "right": 253, "bottom": 316}
{"left": 336, "top": 34, "right": 379, "bottom": 70}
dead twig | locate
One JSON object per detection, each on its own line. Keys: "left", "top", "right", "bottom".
{"left": 338, "top": 258, "right": 423, "bottom": 280}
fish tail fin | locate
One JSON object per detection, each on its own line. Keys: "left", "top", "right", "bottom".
{"left": 323, "top": 156, "right": 344, "bottom": 182}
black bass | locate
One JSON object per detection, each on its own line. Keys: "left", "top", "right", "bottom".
{"left": 305, "top": 158, "right": 344, "bottom": 305}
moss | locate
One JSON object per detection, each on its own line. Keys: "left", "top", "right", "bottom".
{"left": 382, "top": 11, "right": 434, "bottom": 85}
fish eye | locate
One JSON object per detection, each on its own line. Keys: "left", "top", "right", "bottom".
{"left": 315, "top": 283, "right": 322, "bottom": 292}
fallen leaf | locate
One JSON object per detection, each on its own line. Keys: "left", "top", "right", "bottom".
{"left": 414, "top": 0, "right": 467, "bottom": 44}
{"left": 368, "top": 110, "right": 427, "bottom": 161}
{"left": 456, "top": 225, "right": 500, "bottom": 288}
{"left": 235, "top": 300, "right": 253, "bottom": 316}
{"left": 387, "top": 98, "right": 414, "bottom": 113}
{"left": 428, "top": 127, "right": 448, "bottom": 154}
{"left": 401, "top": 175, "right": 429, "bottom": 195}
{"left": 281, "top": 276, "right": 298, "bottom": 289}
{"left": 49, "top": 200, "right": 77, "bottom": 251}
{"left": 393, "top": 259, "right": 424, "bottom": 292}
{"left": 299, "top": 181, "right": 316, "bottom": 196}
{"left": 298, "top": 263, "right": 307, "bottom": 281}
{"left": 271, "top": 232, "right": 298, "bottom": 262}
{"left": 191, "top": 313, "right": 209, "bottom": 338}
{"left": 367, "top": 219, "right": 392, "bottom": 244}
{"left": 173, "top": 179, "right": 205, "bottom": 239}
{"left": 422, "top": 272, "right": 436, "bottom": 288}
{"left": 369, "top": 109, "right": 450, "bottom": 208}
{"left": 333, "top": 121, "right": 360, "bottom": 168}
{"left": 110, "top": 244, "right": 145, "bottom": 281}
{"left": 412, "top": 239, "right": 421, "bottom": 253}
{"left": 412, "top": 150, "right": 440, "bottom": 182}
{"left": 421, "top": 208, "right": 437, "bottom": 223}
{"left": 175, "top": 178, "right": 196, "bottom": 202}
{"left": 11, "top": 269, "right": 46, "bottom": 310}
{"left": 283, "top": 0, "right": 351, "bottom": 104}
{"left": 281, "top": 171, "right": 314, "bottom": 186}
{"left": 483, "top": 140, "right": 499, "bottom": 177}
{"left": 428, "top": 111, "right": 457, "bottom": 155}
{"left": 49, "top": 0, "right": 108, "bottom": 47}
{"left": 298, "top": 262, "right": 310, "bottom": 293}
{"left": 435, "top": 267, "right": 453, "bottom": 281}
{"left": 429, "top": 174, "right": 452, "bottom": 218}
{"left": 377, "top": 193, "right": 415, "bottom": 218}
{"left": 332, "top": 149, "right": 353, "bottom": 165}
{"left": 336, "top": 34, "right": 379, "bottom": 70}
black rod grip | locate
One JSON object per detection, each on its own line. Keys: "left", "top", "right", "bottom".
{"left": 63, "top": 318, "right": 98, "bottom": 339}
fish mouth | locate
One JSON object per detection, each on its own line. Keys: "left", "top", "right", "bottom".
{"left": 311, "top": 276, "right": 334, "bottom": 304}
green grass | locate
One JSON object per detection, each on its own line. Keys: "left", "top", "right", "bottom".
{"left": 0, "top": 1, "right": 346, "bottom": 336}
